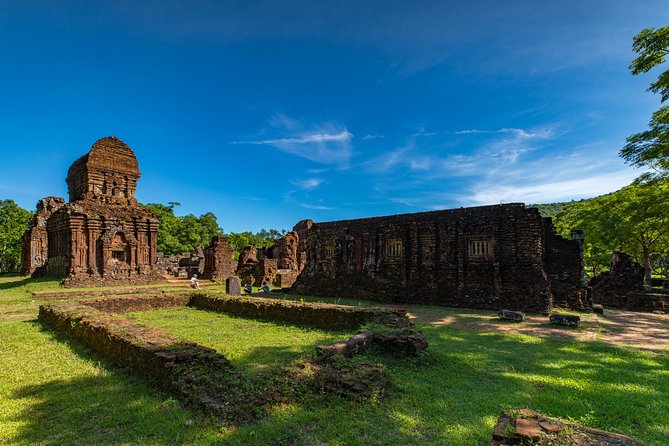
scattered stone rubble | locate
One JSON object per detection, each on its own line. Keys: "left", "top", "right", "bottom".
{"left": 491, "top": 408, "right": 641, "bottom": 445}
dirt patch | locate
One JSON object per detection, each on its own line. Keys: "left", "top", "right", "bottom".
{"left": 380, "top": 304, "right": 669, "bottom": 352}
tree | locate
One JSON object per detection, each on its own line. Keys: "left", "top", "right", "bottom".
{"left": 226, "top": 229, "right": 287, "bottom": 259}
{"left": 555, "top": 181, "right": 669, "bottom": 283}
{"left": 621, "top": 26, "right": 669, "bottom": 179}
{"left": 0, "top": 200, "right": 32, "bottom": 273}
{"left": 140, "top": 202, "right": 223, "bottom": 256}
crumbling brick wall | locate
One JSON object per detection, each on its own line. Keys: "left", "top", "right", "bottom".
{"left": 291, "top": 204, "right": 582, "bottom": 313}
{"left": 202, "top": 236, "right": 236, "bottom": 281}
{"left": 590, "top": 251, "right": 645, "bottom": 307}
{"left": 543, "top": 221, "right": 588, "bottom": 308}
{"left": 21, "top": 196, "right": 66, "bottom": 276}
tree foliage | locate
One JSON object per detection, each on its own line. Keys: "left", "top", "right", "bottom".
{"left": 0, "top": 199, "right": 32, "bottom": 272}
{"left": 141, "top": 202, "right": 224, "bottom": 256}
{"left": 226, "top": 228, "right": 287, "bottom": 259}
{"left": 140, "top": 202, "right": 286, "bottom": 259}
{"left": 553, "top": 180, "right": 669, "bottom": 282}
{"left": 529, "top": 201, "right": 572, "bottom": 218}
{"left": 622, "top": 25, "right": 669, "bottom": 179}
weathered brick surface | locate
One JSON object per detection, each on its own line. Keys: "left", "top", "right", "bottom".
{"left": 21, "top": 197, "right": 66, "bottom": 275}
{"left": 83, "top": 294, "right": 191, "bottom": 313}
{"left": 590, "top": 252, "right": 645, "bottom": 308}
{"left": 491, "top": 409, "right": 642, "bottom": 445}
{"left": 21, "top": 137, "right": 164, "bottom": 287}
{"left": 202, "top": 236, "right": 236, "bottom": 280}
{"left": 189, "top": 292, "right": 413, "bottom": 329}
{"left": 291, "top": 204, "right": 582, "bottom": 313}
{"left": 623, "top": 292, "right": 669, "bottom": 312}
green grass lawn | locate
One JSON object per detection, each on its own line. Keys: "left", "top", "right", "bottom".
{"left": 1, "top": 274, "right": 668, "bottom": 445}
{"left": 125, "top": 307, "right": 356, "bottom": 375}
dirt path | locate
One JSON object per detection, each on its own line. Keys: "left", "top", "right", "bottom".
{"left": 380, "top": 304, "right": 669, "bottom": 353}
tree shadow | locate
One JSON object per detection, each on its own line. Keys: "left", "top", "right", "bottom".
{"left": 16, "top": 305, "right": 669, "bottom": 445}
{"left": 8, "top": 374, "right": 201, "bottom": 446}
{"left": 0, "top": 276, "right": 33, "bottom": 290}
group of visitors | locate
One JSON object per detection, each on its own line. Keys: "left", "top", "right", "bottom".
{"left": 245, "top": 278, "right": 270, "bottom": 294}
{"left": 189, "top": 273, "right": 270, "bottom": 294}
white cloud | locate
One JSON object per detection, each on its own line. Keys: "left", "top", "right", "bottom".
{"left": 368, "top": 126, "right": 555, "bottom": 178}
{"left": 458, "top": 146, "right": 641, "bottom": 206}
{"left": 362, "top": 134, "right": 384, "bottom": 141}
{"left": 290, "top": 178, "right": 325, "bottom": 190}
{"left": 301, "top": 203, "right": 334, "bottom": 210}
{"left": 234, "top": 119, "right": 353, "bottom": 166}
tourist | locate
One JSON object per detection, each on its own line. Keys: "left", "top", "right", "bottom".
{"left": 190, "top": 273, "right": 201, "bottom": 290}
{"left": 262, "top": 280, "right": 270, "bottom": 293}
{"left": 245, "top": 279, "right": 253, "bottom": 294}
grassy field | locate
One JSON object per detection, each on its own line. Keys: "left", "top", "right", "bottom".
{"left": 1, "top": 275, "right": 668, "bottom": 445}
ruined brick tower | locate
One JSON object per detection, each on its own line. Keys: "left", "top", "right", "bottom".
{"left": 21, "top": 136, "right": 164, "bottom": 286}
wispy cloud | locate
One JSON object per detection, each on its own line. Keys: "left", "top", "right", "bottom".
{"left": 362, "top": 134, "right": 384, "bottom": 141}
{"left": 368, "top": 126, "right": 555, "bottom": 178}
{"left": 301, "top": 203, "right": 334, "bottom": 210}
{"left": 290, "top": 178, "right": 325, "bottom": 190}
{"left": 242, "top": 196, "right": 266, "bottom": 201}
{"left": 234, "top": 117, "right": 353, "bottom": 166}
{"left": 459, "top": 146, "right": 639, "bottom": 206}
{"left": 367, "top": 125, "right": 639, "bottom": 210}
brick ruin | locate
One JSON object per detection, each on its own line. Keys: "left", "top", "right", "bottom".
{"left": 21, "top": 136, "right": 164, "bottom": 286}
{"left": 202, "top": 236, "right": 236, "bottom": 280}
{"left": 156, "top": 249, "right": 204, "bottom": 278}
{"left": 284, "top": 204, "right": 585, "bottom": 313}
{"left": 590, "top": 251, "right": 669, "bottom": 312}
{"left": 590, "top": 251, "right": 645, "bottom": 308}
{"left": 233, "top": 231, "right": 304, "bottom": 288}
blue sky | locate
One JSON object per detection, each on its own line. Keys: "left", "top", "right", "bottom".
{"left": 1, "top": 1, "right": 667, "bottom": 233}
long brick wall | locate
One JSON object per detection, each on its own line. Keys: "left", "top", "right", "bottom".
{"left": 291, "top": 203, "right": 583, "bottom": 313}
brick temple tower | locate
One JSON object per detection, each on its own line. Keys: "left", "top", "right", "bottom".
{"left": 22, "top": 136, "right": 164, "bottom": 286}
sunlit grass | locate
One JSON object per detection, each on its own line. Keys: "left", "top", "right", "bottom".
{"left": 126, "top": 307, "right": 355, "bottom": 374}
{"left": 1, "top": 275, "right": 669, "bottom": 445}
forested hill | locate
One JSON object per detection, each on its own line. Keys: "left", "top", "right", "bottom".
{"left": 528, "top": 201, "right": 571, "bottom": 218}
{"left": 529, "top": 198, "right": 593, "bottom": 218}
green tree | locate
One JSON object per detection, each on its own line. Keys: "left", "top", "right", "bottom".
{"left": 621, "top": 26, "right": 669, "bottom": 179}
{"left": 140, "top": 202, "right": 223, "bottom": 256}
{"left": 555, "top": 181, "right": 669, "bottom": 283}
{"left": 0, "top": 199, "right": 32, "bottom": 272}
{"left": 226, "top": 229, "right": 287, "bottom": 259}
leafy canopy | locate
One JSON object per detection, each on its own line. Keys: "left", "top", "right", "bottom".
{"left": 141, "top": 202, "right": 223, "bottom": 256}
{"left": 0, "top": 199, "right": 33, "bottom": 272}
{"left": 621, "top": 26, "right": 669, "bottom": 179}
{"left": 553, "top": 180, "right": 669, "bottom": 282}
{"left": 141, "top": 202, "right": 286, "bottom": 258}
{"left": 227, "top": 229, "right": 287, "bottom": 259}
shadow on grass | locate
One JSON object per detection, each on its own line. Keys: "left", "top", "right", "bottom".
{"left": 14, "top": 307, "right": 669, "bottom": 445}
{"left": 7, "top": 322, "right": 199, "bottom": 446}
{"left": 369, "top": 323, "right": 669, "bottom": 445}
{"left": 9, "top": 374, "right": 199, "bottom": 446}
{"left": 0, "top": 276, "right": 33, "bottom": 290}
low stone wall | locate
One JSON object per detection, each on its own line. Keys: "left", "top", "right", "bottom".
{"left": 83, "top": 294, "right": 191, "bottom": 313}
{"left": 189, "top": 292, "right": 413, "bottom": 330}
{"left": 38, "top": 291, "right": 425, "bottom": 421}
{"left": 625, "top": 292, "right": 669, "bottom": 312}
{"left": 37, "top": 303, "right": 251, "bottom": 421}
